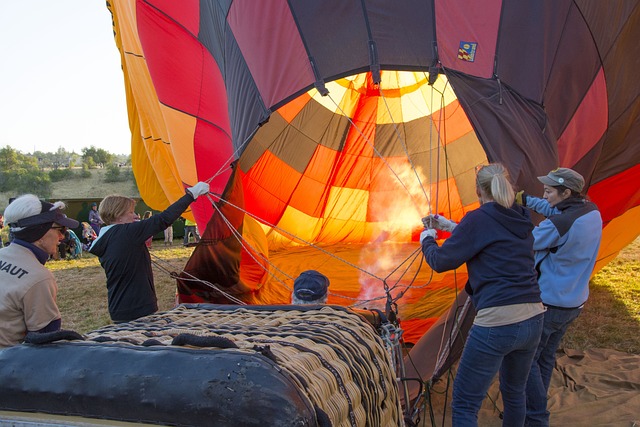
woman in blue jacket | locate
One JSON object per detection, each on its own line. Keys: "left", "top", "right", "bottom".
{"left": 520, "top": 167, "right": 602, "bottom": 427}
{"left": 421, "top": 163, "right": 544, "bottom": 427}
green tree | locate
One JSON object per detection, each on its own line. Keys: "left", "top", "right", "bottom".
{"left": 0, "top": 146, "right": 51, "bottom": 197}
{"left": 104, "top": 163, "right": 123, "bottom": 182}
{"left": 83, "top": 155, "right": 96, "bottom": 169}
{"left": 82, "top": 146, "right": 113, "bottom": 167}
{"left": 51, "top": 147, "right": 72, "bottom": 169}
{"left": 79, "top": 164, "right": 92, "bottom": 178}
{"left": 49, "top": 168, "right": 74, "bottom": 182}
{"left": 0, "top": 145, "right": 21, "bottom": 171}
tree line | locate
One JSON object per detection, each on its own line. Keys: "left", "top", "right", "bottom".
{"left": 0, "top": 146, "right": 132, "bottom": 199}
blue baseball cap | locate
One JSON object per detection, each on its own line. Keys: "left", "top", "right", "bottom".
{"left": 293, "top": 270, "right": 329, "bottom": 301}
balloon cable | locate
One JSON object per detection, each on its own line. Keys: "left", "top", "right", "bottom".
{"left": 149, "top": 252, "right": 247, "bottom": 305}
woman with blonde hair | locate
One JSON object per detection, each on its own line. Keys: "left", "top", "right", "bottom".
{"left": 89, "top": 182, "right": 210, "bottom": 323}
{"left": 420, "top": 163, "right": 543, "bottom": 426}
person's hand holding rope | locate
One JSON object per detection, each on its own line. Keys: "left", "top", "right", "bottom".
{"left": 422, "top": 214, "right": 457, "bottom": 232}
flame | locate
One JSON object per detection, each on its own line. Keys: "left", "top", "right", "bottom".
{"left": 358, "top": 164, "right": 431, "bottom": 305}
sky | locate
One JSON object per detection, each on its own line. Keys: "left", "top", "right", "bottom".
{"left": 0, "top": 1, "right": 131, "bottom": 155}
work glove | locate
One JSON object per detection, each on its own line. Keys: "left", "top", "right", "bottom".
{"left": 515, "top": 190, "right": 527, "bottom": 206}
{"left": 422, "top": 214, "right": 457, "bottom": 232}
{"left": 420, "top": 228, "right": 437, "bottom": 244}
{"left": 186, "top": 182, "right": 210, "bottom": 199}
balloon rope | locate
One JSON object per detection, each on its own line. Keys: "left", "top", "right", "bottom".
{"left": 199, "top": 193, "right": 436, "bottom": 306}
{"left": 207, "top": 124, "right": 262, "bottom": 182}
{"left": 325, "top": 93, "right": 424, "bottom": 214}
{"left": 149, "top": 253, "right": 247, "bottom": 305}
{"left": 377, "top": 85, "right": 430, "bottom": 206}
{"left": 436, "top": 75, "right": 453, "bottom": 219}
{"left": 431, "top": 75, "right": 439, "bottom": 214}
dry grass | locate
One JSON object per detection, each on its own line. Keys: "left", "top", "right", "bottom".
{"left": 562, "top": 238, "right": 640, "bottom": 353}
{"left": 51, "top": 167, "right": 140, "bottom": 200}
{"left": 51, "top": 242, "right": 192, "bottom": 333}
{"left": 50, "top": 238, "right": 640, "bottom": 354}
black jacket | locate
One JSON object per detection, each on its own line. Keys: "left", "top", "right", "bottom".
{"left": 422, "top": 202, "right": 540, "bottom": 311}
{"left": 90, "top": 194, "right": 195, "bottom": 322}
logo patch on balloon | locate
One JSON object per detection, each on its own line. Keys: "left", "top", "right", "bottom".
{"left": 458, "top": 41, "right": 477, "bottom": 62}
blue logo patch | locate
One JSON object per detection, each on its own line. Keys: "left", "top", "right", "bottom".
{"left": 458, "top": 41, "right": 477, "bottom": 62}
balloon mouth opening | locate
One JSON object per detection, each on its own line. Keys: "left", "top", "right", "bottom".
{"left": 303, "top": 70, "right": 453, "bottom": 123}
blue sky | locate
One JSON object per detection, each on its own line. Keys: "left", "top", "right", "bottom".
{"left": 0, "top": 1, "right": 131, "bottom": 155}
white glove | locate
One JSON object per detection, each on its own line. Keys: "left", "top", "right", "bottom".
{"left": 422, "top": 214, "right": 457, "bottom": 232}
{"left": 187, "top": 182, "right": 210, "bottom": 199}
{"left": 420, "top": 228, "right": 437, "bottom": 243}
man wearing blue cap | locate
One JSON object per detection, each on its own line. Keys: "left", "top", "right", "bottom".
{"left": 291, "top": 270, "right": 329, "bottom": 305}
{"left": 0, "top": 194, "right": 79, "bottom": 348}
{"left": 89, "top": 202, "right": 103, "bottom": 235}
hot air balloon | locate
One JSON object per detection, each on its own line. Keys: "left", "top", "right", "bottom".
{"left": 106, "top": 0, "right": 640, "bottom": 344}
{"left": 99, "top": 4, "right": 640, "bottom": 413}
{"left": 1, "top": 3, "right": 638, "bottom": 426}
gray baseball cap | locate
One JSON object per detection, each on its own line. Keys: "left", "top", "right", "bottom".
{"left": 537, "top": 168, "right": 585, "bottom": 193}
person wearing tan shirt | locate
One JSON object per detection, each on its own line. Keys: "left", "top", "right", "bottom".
{"left": 0, "top": 194, "right": 79, "bottom": 348}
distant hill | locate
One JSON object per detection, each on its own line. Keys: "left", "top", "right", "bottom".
{"left": 0, "top": 167, "right": 140, "bottom": 211}
{"left": 50, "top": 167, "right": 140, "bottom": 200}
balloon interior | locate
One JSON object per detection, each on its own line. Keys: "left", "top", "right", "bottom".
{"left": 2, "top": 1, "right": 639, "bottom": 426}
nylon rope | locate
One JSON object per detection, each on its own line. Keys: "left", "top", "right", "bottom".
{"left": 149, "top": 252, "right": 247, "bottom": 305}
{"left": 325, "top": 92, "right": 425, "bottom": 214}
{"left": 204, "top": 192, "right": 434, "bottom": 306}
{"left": 377, "top": 83, "right": 430, "bottom": 205}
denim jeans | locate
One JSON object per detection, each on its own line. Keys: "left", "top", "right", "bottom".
{"left": 183, "top": 225, "right": 200, "bottom": 245}
{"left": 452, "top": 313, "right": 544, "bottom": 427}
{"left": 525, "top": 306, "right": 582, "bottom": 426}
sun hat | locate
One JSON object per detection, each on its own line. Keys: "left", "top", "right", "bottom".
{"left": 5, "top": 195, "right": 79, "bottom": 242}
{"left": 537, "top": 167, "right": 585, "bottom": 193}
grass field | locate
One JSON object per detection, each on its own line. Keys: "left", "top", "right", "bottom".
{"left": 49, "top": 237, "right": 640, "bottom": 354}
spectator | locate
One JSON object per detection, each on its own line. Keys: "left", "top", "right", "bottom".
{"left": 163, "top": 222, "right": 174, "bottom": 246}
{"left": 291, "top": 270, "right": 330, "bottom": 304}
{"left": 0, "top": 194, "right": 79, "bottom": 348}
{"left": 5, "top": 197, "right": 17, "bottom": 245}
{"left": 88, "top": 202, "right": 103, "bottom": 235}
{"left": 57, "top": 229, "right": 77, "bottom": 260}
{"left": 81, "top": 221, "right": 97, "bottom": 251}
{"left": 89, "top": 182, "right": 210, "bottom": 323}
{"left": 183, "top": 218, "right": 200, "bottom": 246}
{"left": 0, "top": 214, "right": 4, "bottom": 247}
{"left": 522, "top": 168, "right": 603, "bottom": 426}
{"left": 421, "top": 163, "right": 543, "bottom": 426}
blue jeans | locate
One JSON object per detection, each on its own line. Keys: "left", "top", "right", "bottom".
{"left": 452, "top": 314, "right": 544, "bottom": 427}
{"left": 525, "top": 306, "right": 582, "bottom": 426}
{"left": 183, "top": 226, "right": 200, "bottom": 245}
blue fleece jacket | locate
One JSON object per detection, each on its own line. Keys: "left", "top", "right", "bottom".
{"left": 421, "top": 202, "right": 540, "bottom": 311}
{"left": 526, "top": 196, "right": 602, "bottom": 308}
